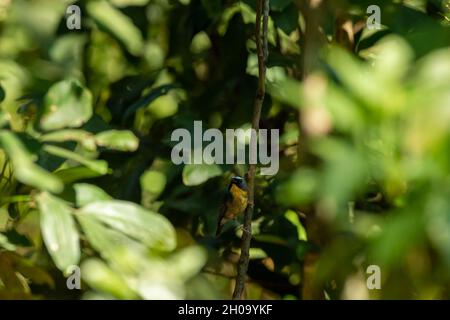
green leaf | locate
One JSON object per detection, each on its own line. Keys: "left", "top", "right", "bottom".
{"left": 272, "top": 4, "right": 299, "bottom": 34}
{"left": 77, "top": 214, "right": 146, "bottom": 264}
{"left": 54, "top": 166, "right": 107, "bottom": 184}
{"left": 36, "top": 192, "right": 80, "bottom": 273}
{"left": 41, "top": 80, "right": 93, "bottom": 131}
{"left": 276, "top": 169, "right": 318, "bottom": 206}
{"left": 43, "top": 145, "right": 109, "bottom": 174}
{"left": 78, "top": 200, "right": 176, "bottom": 251}
{"left": 146, "top": 94, "right": 179, "bottom": 119}
{"left": 74, "top": 183, "right": 112, "bottom": 207}
{"left": 140, "top": 170, "right": 166, "bottom": 197}
{"left": 267, "top": 78, "right": 303, "bottom": 108}
{"left": 123, "top": 84, "right": 177, "bottom": 121}
{"left": 95, "top": 130, "right": 139, "bottom": 152}
{"left": 271, "top": 0, "right": 292, "bottom": 12}
{"left": 87, "top": 0, "right": 144, "bottom": 56}
{"left": 182, "top": 164, "right": 222, "bottom": 186}
{"left": 167, "top": 246, "right": 207, "bottom": 281}
{"left": 0, "top": 131, "right": 63, "bottom": 193}
{"left": 40, "top": 130, "right": 96, "bottom": 151}
{"left": 284, "top": 210, "right": 307, "bottom": 241}
{"left": 110, "top": 0, "right": 150, "bottom": 8}
{"left": 81, "top": 258, "right": 137, "bottom": 299}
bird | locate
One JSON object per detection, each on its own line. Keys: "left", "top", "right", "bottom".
{"left": 216, "top": 176, "right": 249, "bottom": 236}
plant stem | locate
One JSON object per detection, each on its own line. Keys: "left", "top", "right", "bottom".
{"left": 232, "top": 0, "right": 269, "bottom": 300}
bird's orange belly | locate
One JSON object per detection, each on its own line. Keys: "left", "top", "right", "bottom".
{"left": 225, "top": 184, "right": 248, "bottom": 219}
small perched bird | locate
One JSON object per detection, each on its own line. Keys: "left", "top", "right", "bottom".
{"left": 216, "top": 176, "right": 249, "bottom": 236}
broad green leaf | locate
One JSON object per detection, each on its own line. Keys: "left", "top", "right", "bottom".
{"left": 190, "top": 32, "right": 212, "bottom": 54}
{"left": 77, "top": 214, "right": 146, "bottom": 266}
{"left": 87, "top": 0, "right": 144, "bottom": 56}
{"left": 284, "top": 210, "right": 307, "bottom": 241}
{"left": 371, "top": 212, "right": 424, "bottom": 266}
{"left": 43, "top": 145, "right": 109, "bottom": 174}
{"left": 249, "top": 248, "right": 268, "bottom": 259}
{"left": 40, "top": 130, "right": 96, "bottom": 151}
{"left": 36, "top": 192, "right": 80, "bottom": 273}
{"left": 95, "top": 130, "right": 139, "bottom": 152}
{"left": 123, "top": 84, "right": 177, "bottom": 121}
{"left": 272, "top": 4, "right": 299, "bottom": 34}
{"left": 271, "top": 0, "right": 292, "bottom": 12}
{"left": 167, "top": 246, "right": 207, "bottom": 281}
{"left": 41, "top": 79, "right": 93, "bottom": 131}
{"left": 54, "top": 166, "right": 106, "bottom": 184}
{"left": 313, "top": 139, "right": 367, "bottom": 206}
{"left": 370, "top": 35, "right": 413, "bottom": 82}
{"left": 146, "top": 93, "right": 179, "bottom": 119}
{"left": 267, "top": 78, "right": 302, "bottom": 108}
{"left": 276, "top": 169, "right": 318, "bottom": 206}
{"left": 110, "top": 0, "right": 150, "bottom": 8}
{"left": 140, "top": 170, "right": 166, "bottom": 197}
{"left": 414, "top": 48, "right": 450, "bottom": 90}
{"left": 81, "top": 258, "right": 137, "bottom": 299}
{"left": 182, "top": 164, "right": 222, "bottom": 186}
{"left": 0, "top": 131, "right": 63, "bottom": 193}
{"left": 78, "top": 200, "right": 176, "bottom": 251}
{"left": 144, "top": 41, "right": 165, "bottom": 71}
{"left": 74, "top": 183, "right": 112, "bottom": 207}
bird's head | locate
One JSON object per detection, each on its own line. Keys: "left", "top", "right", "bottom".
{"left": 231, "top": 176, "right": 248, "bottom": 191}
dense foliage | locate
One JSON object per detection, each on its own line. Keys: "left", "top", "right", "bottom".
{"left": 0, "top": 0, "right": 449, "bottom": 299}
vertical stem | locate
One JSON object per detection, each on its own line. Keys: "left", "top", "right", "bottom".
{"left": 232, "top": 0, "right": 269, "bottom": 300}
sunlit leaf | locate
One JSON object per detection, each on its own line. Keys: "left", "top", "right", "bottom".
{"left": 95, "top": 130, "right": 139, "bottom": 152}
{"left": 110, "top": 0, "right": 150, "bottom": 8}
{"left": 54, "top": 166, "right": 107, "bottom": 184}
{"left": 167, "top": 246, "right": 207, "bottom": 281}
{"left": 74, "top": 183, "right": 112, "bottom": 207}
{"left": 41, "top": 79, "right": 93, "bottom": 131}
{"left": 182, "top": 164, "right": 222, "bottom": 186}
{"left": 0, "top": 131, "right": 63, "bottom": 193}
{"left": 43, "top": 145, "right": 109, "bottom": 174}
{"left": 140, "top": 170, "right": 166, "bottom": 197}
{"left": 81, "top": 258, "right": 137, "bottom": 299}
{"left": 78, "top": 200, "right": 176, "bottom": 251}
{"left": 87, "top": 0, "right": 144, "bottom": 56}
{"left": 40, "top": 129, "right": 96, "bottom": 151}
{"left": 284, "top": 210, "right": 307, "bottom": 241}
{"left": 77, "top": 214, "right": 146, "bottom": 265}
{"left": 36, "top": 192, "right": 80, "bottom": 273}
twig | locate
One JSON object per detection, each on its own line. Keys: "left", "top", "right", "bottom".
{"left": 232, "top": 0, "right": 269, "bottom": 300}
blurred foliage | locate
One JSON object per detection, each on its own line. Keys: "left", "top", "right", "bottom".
{"left": 0, "top": 0, "right": 449, "bottom": 300}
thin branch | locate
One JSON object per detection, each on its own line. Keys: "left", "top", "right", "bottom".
{"left": 232, "top": 0, "right": 269, "bottom": 300}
